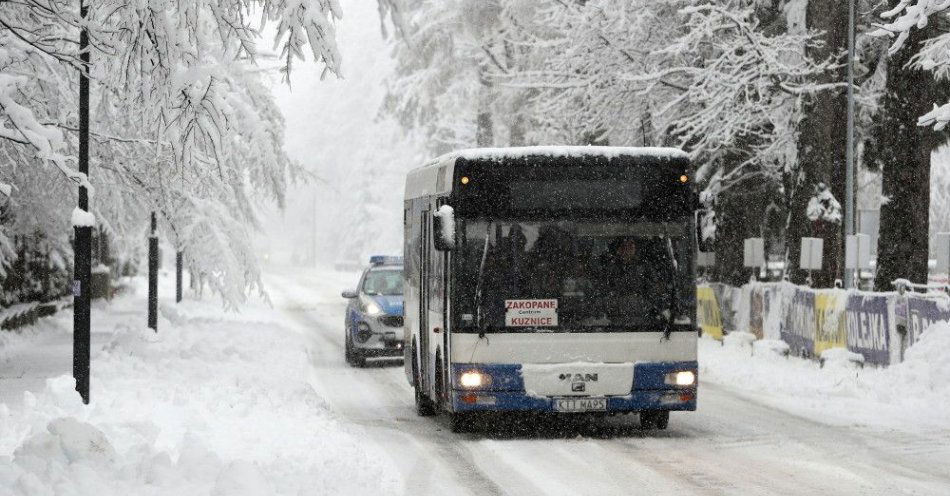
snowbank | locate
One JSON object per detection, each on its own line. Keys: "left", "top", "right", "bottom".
{"left": 699, "top": 321, "right": 950, "bottom": 431}
{"left": 752, "top": 339, "right": 789, "bottom": 358}
{"left": 0, "top": 276, "right": 400, "bottom": 495}
{"left": 723, "top": 331, "right": 756, "bottom": 349}
{"left": 819, "top": 347, "right": 865, "bottom": 369}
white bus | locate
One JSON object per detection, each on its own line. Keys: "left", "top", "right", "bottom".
{"left": 403, "top": 146, "right": 698, "bottom": 432}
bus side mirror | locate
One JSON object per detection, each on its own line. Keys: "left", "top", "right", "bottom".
{"left": 433, "top": 205, "right": 457, "bottom": 251}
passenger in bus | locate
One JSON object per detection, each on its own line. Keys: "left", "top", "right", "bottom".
{"left": 527, "top": 225, "right": 575, "bottom": 298}
{"left": 601, "top": 237, "right": 673, "bottom": 324}
{"left": 479, "top": 224, "right": 532, "bottom": 325}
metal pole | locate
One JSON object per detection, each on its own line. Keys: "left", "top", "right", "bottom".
{"left": 73, "top": 0, "right": 91, "bottom": 405}
{"left": 844, "top": 0, "right": 856, "bottom": 289}
{"left": 148, "top": 212, "right": 158, "bottom": 331}
{"left": 176, "top": 251, "right": 183, "bottom": 303}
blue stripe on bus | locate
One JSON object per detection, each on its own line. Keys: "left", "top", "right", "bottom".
{"left": 451, "top": 390, "right": 697, "bottom": 413}
{"left": 449, "top": 361, "right": 698, "bottom": 413}
{"left": 632, "top": 361, "right": 698, "bottom": 390}
{"left": 452, "top": 363, "right": 523, "bottom": 391}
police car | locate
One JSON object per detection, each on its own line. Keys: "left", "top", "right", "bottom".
{"left": 341, "top": 256, "right": 405, "bottom": 367}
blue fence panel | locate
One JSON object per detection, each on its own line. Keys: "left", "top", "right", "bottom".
{"left": 845, "top": 294, "right": 890, "bottom": 366}
{"left": 781, "top": 289, "right": 815, "bottom": 357}
{"left": 906, "top": 296, "right": 950, "bottom": 347}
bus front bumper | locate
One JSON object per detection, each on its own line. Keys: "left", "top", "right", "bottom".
{"left": 451, "top": 389, "right": 696, "bottom": 413}
{"left": 450, "top": 361, "right": 697, "bottom": 413}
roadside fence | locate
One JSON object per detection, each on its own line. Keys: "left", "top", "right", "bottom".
{"left": 698, "top": 280, "right": 950, "bottom": 366}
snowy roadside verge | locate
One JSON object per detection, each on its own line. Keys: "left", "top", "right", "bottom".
{"left": 699, "top": 322, "right": 950, "bottom": 432}
{"left": 0, "top": 276, "right": 400, "bottom": 495}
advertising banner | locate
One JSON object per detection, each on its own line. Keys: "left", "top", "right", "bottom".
{"left": 845, "top": 294, "right": 890, "bottom": 366}
{"left": 697, "top": 286, "right": 724, "bottom": 340}
{"left": 749, "top": 287, "right": 764, "bottom": 340}
{"left": 762, "top": 284, "right": 784, "bottom": 340}
{"left": 906, "top": 295, "right": 950, "bottom": 347}
{"left": 814, "top": 292, "right": 847, "bottom": 355}
{"left": 781, "top": 289, "right": 815, "bottom": 357}
{"left": 711, "top": 283, "right": 737, "bottom": 333}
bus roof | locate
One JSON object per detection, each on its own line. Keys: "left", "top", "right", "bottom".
{"left": 451, "top": 146, "right": 687, "bottom": 162}
{"left": 405, "top": 146, "right": 687, "bottom": 200}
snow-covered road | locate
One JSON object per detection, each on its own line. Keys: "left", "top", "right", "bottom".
{"left": 269, "top": 267, "right": 950, "bottom": 496}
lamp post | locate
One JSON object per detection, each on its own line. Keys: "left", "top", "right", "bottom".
{"left": 148, "top": 211, "right": 158, "bottom": 331}
{"left": 844, "top": 0, "right": 857, "bottom": 288}
{"left": 73, "top": 0, "right": 92, "bottom": 404}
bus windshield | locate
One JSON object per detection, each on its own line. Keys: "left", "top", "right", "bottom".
{"left": 455, "top": 219, "right": 691, "bottom": 333}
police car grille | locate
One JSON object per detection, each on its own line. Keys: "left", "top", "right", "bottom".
{"left": 380, "top": 316, "right": 404, "bottom": 328}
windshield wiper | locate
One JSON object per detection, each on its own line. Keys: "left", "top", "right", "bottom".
{"left": 473, "top": 222, "right": 493, "bottom": 331}
{"left": 664, "top": 238, "right": 679, "bottom": 340}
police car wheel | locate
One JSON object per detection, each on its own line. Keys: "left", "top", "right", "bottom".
{"left": 344, "top": 333, "right": 354, "bottom": 365}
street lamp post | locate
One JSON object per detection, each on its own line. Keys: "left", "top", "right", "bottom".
{"left": 73, "top": 0, "right": 92, "bottom": 404}
{"left": 148, "top": 211, "right": 158, "bottom": 331}
{"left": 844, "top": 0, "right": 857, "bottom": 288}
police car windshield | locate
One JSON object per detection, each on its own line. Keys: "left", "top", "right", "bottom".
{"left": 362, "top": 269, "right": 403, "bottom": 296}
{"left": 457, "top": 220, "right": 690, "bottom": 332}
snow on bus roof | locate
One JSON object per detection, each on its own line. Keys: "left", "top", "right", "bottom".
{"left": 445, "top": 145, "right": 688, "bottom": 162}
{"left": 406, "top": 146, "right": 688, "bottom": 199}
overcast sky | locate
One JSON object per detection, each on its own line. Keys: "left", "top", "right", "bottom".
{"left": 257, "top": 0, "right": 418, "bottom": 266}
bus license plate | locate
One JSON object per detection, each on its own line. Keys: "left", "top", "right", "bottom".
{"left": 554, "top": 397, "right": 607, "bottom": 413}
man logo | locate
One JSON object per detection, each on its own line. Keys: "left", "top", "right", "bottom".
{"left": 571, "top": 382, "right": 586, "bottom": 392}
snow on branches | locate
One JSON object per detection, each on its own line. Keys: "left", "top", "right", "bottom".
{"left": 806, "top": 183, "right": 842, "bottom": 225}
{"left": 0, "top": 0, "right": 388, "bottom": 305}
{"left": 479, "top": 0, "right": 831, "bottom": 193}
{"left": 383, "top": 0, "right": 491, "bottom": 154}
{"left": 630, "top": 2, "right": 832, "bottom": 182}
{"left": 872, "top": 0, "right": 950, "bottom": 130}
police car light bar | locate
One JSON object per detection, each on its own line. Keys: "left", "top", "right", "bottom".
{"left": 369, "top": 255, "right": 404, "bottom": 266}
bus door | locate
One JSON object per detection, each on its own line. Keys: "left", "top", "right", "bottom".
{"left": 434, "top": 199, "right": 451, "bottom": 382}
{"left": 418, "top": 209, "right": 431, "bottom": 393}
{"left": 428, "top": 200, "right": 450, "bottom": 399}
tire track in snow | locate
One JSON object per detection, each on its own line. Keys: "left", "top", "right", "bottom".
{"left": 265, "top": 266, "right": 950, "bottom": 496}
{"left": 268, "top": 272, "right": 509, "bottom": 496}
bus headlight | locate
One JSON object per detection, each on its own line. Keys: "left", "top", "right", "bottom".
{"left": 665, "top": 371, "right": 696, "bottom": 386}
{"left": 459, "top": 371, "right": 491, "bottom": 388}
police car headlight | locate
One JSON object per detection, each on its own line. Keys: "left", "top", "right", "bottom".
{"left": 360, "top": 296, "right": 383, "bottom": 317}
{"left": 365, "top": 302, "right": 383, "bottom": 316}
{"left": 665, "top": 371, "right": 696, "bottom": 386}
{"left": 459, "top": 371, "right": 491, "bottom": 388}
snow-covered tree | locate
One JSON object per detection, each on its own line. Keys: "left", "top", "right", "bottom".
{"left": 385, "top": 0, "right": 832, "bottom": 285}
{"left": 867, "top": 0, "right": 950, "bottom": 288}
{"left": 383, "top": 0, "right": 499, "bottom": 154}
{"left": 0, "top": 0, "right": 400, "bottom": 306}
